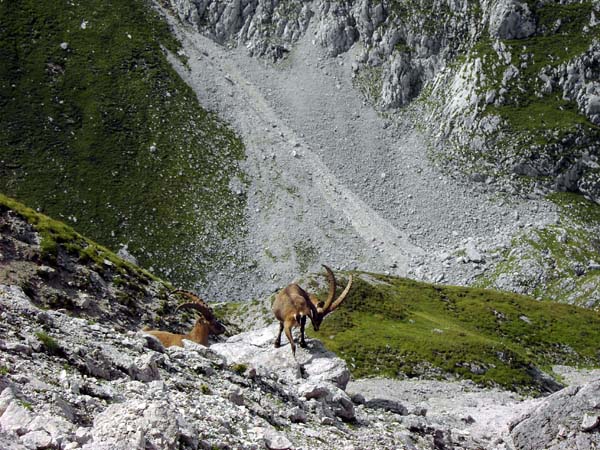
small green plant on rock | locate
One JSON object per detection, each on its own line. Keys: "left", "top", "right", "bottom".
{"left": 231, "top": 363, "right": 248, "bottom": 376}
{"left": 35, "top": 331, "right": 60, "bottom": 355}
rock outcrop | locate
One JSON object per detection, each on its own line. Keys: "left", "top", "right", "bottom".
{"left": 510, "top": 381, "right": 600, "bottom": 450}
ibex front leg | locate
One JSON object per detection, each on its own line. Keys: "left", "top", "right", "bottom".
{"left": 299, "top": 316, "right": 308, "bottom": 348}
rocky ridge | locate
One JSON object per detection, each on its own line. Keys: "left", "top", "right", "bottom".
{"left": 167, "top": 0, "right": 600, "bottom": 204}
{"left": 3, "top": 282, "right": 600, "bottom": 450}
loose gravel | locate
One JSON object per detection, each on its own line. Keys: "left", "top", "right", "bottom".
{"left": 165, "top": 14, "right": 558, "bottom": 301}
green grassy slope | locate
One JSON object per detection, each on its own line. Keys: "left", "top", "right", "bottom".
{"left": 310, "top": 273, "right": 600, "bottom": 393}
{"left": 0, "top": 0, "right": 246, "bottom": 286}
{"left": 0, "top": 192, "right": 159, "bottom": 283}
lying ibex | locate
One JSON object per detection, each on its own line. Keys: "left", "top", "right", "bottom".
{"left": 144, "top": 290, "right": 226, "bottom": 348}
{"left": 273, "top": 265, "right": 353, "bottom": 356}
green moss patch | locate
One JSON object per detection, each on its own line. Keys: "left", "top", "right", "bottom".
{"left": 0, "top": 0, "right": 246, "bottom": 286}
{"left": 311, "top": 273, "right": 600, "bottom": 393}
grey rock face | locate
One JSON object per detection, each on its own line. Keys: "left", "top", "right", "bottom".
{"left": 510, "top": 381, "right": 600, "bottom": 450}
{"left": 488, "top": 0, "right": 535, "bottom": 40}
{"left": 169, "top": 0, "right": 313, "bottom": 59}
{"left": 316, "top": 1, "right": 359, "bottom": 56}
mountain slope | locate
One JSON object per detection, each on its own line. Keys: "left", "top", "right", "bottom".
{"left": 0, "top": 0, "right": 246, "bottom": 287}
{"left": 169, "top": 0, "right": 600, "bottom": 202}
{"left": 1, "top": 195, "right": 599, "bottom": 450}
{"left": 163, "top": 0, "right": 600, "bottom": 305}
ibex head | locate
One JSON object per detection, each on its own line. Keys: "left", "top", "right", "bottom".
{"left": 143, "top": 290, "right": 226, "bottom": 348}
{"left": 272, "top": 265, "right": 353, "bottom": 355}
{"left": 176, "top": 292, "right": 226, "bottom": 338}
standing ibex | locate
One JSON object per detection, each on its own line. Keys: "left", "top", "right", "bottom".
{"left": 144, "top": 290, "right": 226, "bottom": 348}
{"left": 272, "top": 265, "right": 353, "bottom": 356}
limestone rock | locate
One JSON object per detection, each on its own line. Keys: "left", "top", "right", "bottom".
{"left": 364, "top": 398, "right": 409, "bottom": 416}
{"left": 211, "top": 324, "right": 351, "bottom": 389}
{"left": 510, "top": 381, "right": 600, "bottom": 450}
{"left": 488, "top": 0, "right": 535, "bottom": 40}
{"left": 86, "top": 400, "right": 185, "bottom": 450}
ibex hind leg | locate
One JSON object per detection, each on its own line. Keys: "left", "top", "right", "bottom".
{"left": 274, "top": 322, "right": 284, "bottom": 348}
{"left": 283, "top": 319, "right": 296, "bottom": 356}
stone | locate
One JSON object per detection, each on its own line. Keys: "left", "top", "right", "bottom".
{"left": 364, "top": 398, "right": 408, "bottom": 416}
{"left": 298, "top": 382, "right": 331, "bottom": 400}
{"left": 350, "top": 393, "right": 366, "bottom": 405}
{"left": 465, "top": 241, "right": 484, "bottom": 263}
{"left": 88, "top": 400, "right": 183, "bottom": 449}
{"left": 288, "top": 407, "right": 307, "bottom": 424}
{"left": 131, "top": 353, "right": 161, "bottom": 382}
{"left": 511, "top": 380, "right": 600, "bottom": 449}
{"left": 581, "top": 413, "right": 600, "bottom": 432}
{"left": 20, "top": 430, "right": 53, "bottom": 449}
{"left": 263, "top": 428, "right": 293, "bottom": 450}
{"left": 117, "top": 245, "right": 138, "bottom": 266}
{"left": 0, "top": 401, "right": 33, "bottom": 435}
{"left": 228, "top": 388, "right": 244, "bottom": 406}
{"left": 586, "top": 95, "right": 600, "bottom": 116}
{"left": 327, "top": 387, "right": 355, "bottom": 422}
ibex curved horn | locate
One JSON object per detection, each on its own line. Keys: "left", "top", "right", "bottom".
{"left": 320, "top": 265, "right": 337, "bottom": 313}
{"left": 328, "top": 273, "right": 353, "bottom": 313}
{"left": 319, "top": 265, "right": 352, "bottom": 314}
{"left": 171, "top": 290, "right": 215, "bottom": 319}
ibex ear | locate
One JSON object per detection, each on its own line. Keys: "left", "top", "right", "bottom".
{"left": 308, "top": 294, "right": 322, "bottom": 307}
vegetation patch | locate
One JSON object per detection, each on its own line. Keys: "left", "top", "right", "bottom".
{"left": 0, "top": 193, "right": 160, "bottom": 283}
{"left": 354, "top": 65, "right": 383, "bottom": 105}
{"left": 0, "top": 0, "right": 246, "bottom": 287}
{"left": 35, "top": 330, "right": 61, "bottom": 356}
{"left": 231, "top": 363, "right": 248, "bottom": 376}
{"left": 471, "top": 1, "right": 600, "bottom": 148}
{"left": 310, "top": 273, "right": 600, "bottom": 393}
{"left": 478, "top": 192, "right": 600, "bottom": 307}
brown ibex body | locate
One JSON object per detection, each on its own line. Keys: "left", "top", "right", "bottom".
{"left": 144, "top": 290, "right": 226, "bottom": 348}
{"left": 272, "top": 265, "right": 353, "bottom": 356}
